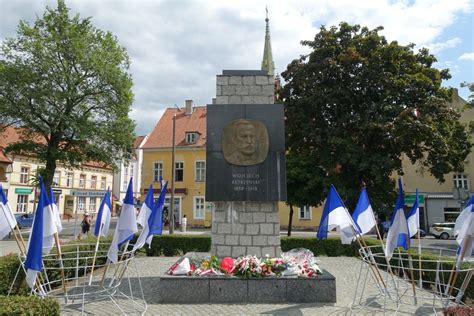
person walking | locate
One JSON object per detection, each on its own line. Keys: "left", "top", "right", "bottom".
{"left": 181, "top": 214, "right": 187, "bottom": 233}
{"left": 79, "top": 212, "right": 92, "bottom": 239}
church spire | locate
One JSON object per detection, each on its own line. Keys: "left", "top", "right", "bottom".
{"left": 261, "top": 7, "right": 275, "bottom": 77}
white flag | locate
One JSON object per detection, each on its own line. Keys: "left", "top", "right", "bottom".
{"left": 406, "top": 189, "right": 420, "bottom": 238}
{"left": 0, "top": 186, "right": 17, "bottom": 240}
{"left": 317, "top": 185, "right": 358, "bottom": 244}
{"left": 385, "top": 179, "right": 409, "bottom": 259}
{"left": 352, "top": 188, "right": 376, "bottom": 235}
{"left": 107, "top": 178, "right": 138, "bottom": 263}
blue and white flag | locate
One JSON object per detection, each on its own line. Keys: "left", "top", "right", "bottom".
{"left": 0, "top": 185, "right": 17, "bottom": 240}
{"left": 133, "top": 185, "right": 155, "bottom": 251}
{"left": 147, "top": 181, "right": 168, "bottom": 241}
{"left": 25, "top": 177, "right": 54, "bottom": 291}
{"left": 352, "top": 188, "right": 376, "bottom": 235}
{"left": 317, "top": 185, "right": 358, "bottom": 244}
{"left": 406, "top": 189, "right": 419, "bottom": 238}
{"left": 94, "top": 190, "right": 112, "bottom": 238}
{"left": 107, "top": 178, "right": 138, "bottom": 263}
{"left": 455, "top": 197, "right": 474, "bottom": 265}
{"left": 385, "top": 178, "right": 409, "bottom": 259}
{"left": 133, "top": 182, "right": 168, "bottom": 251}
{"left": 136, "top": 185, "right": 154, "bottom": 229}
{"left": 48, "top": 188, "right": 62, "bottom": 234}
{"left": 26, "top": 181, "right": 58, "bottom": 256}
{"left": 454, "top": 195, "right": 474, "bottom": 238}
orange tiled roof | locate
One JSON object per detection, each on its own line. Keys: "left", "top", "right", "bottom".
{"left": 143, "top": 106, "right": 207, "bottom": 149}
{"left": 0, "top": 126, "right": 112, "bottom": 169}
{"left": 133, "top": 135, "right": 146, "bottom": 149}
{"left": 0, "top": 148, "right": 11, "bottom": 163}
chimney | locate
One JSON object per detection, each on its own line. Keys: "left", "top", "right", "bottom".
{"left": 185, "top": 100, "right": 193, "bottom": 115}
{"left": 212, "top": 98, "right": 216, "bottom": 104}
{"left": 452, "top": 88, "right": 459, "bottom": 101}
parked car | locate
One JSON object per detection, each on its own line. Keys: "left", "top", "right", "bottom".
{"left": 429, "top": 223, "right": 455, "bottom": 239}
{"left": 14, "top": 213, "right": 34, "bottom": 229}
{"left": 410, "top": 229, "right": 427, "bottom": 238}
{"left": 382, "top": 221, "right": 426, "bottom": 238}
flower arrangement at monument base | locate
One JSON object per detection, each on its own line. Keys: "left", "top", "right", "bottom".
{"left": 166, "top": 248, "right": 322, "bottom": 278}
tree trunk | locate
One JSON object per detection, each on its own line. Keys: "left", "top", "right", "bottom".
{"left": 288, "top": 204, "right": 294, "bottom": 237}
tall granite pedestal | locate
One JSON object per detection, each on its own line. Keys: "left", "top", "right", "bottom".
{"left": 207, "top": 70, "right": 285, "bottom": 258}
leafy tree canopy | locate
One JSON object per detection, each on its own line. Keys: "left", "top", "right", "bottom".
{"left": 0, "top": 0, "right": 135, "bottom": 189}
{"left": 283, "top": 22, "right": 471, "bottom": 215}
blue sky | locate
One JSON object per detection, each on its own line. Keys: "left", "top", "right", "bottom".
{"left": 430, "top": 11, "right": 473, "bottom": 95}
{"left": 1, "top": 0, "right": 473, "bottom": 134}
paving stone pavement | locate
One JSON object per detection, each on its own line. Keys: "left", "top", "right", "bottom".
{"left": 60, "top": 256, "right": 445, "bottom": 315}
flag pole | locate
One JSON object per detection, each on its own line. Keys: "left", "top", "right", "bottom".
{"left": 417, "top": 230, "right": 423, "bottom": 288}
{"left": 350, "top": 226, "right": 386, "bottom": 289}
{"left": 53, "top": 232, "right": 67, "bottom": 295}
{"left": 88, "top": 224, "right": 103, "bottom": 285}
{"left": 447, "top": 235, "right": 471, "bottom": 299}
{"left": 406, "top": 237, "right": 417, "bottom": 301}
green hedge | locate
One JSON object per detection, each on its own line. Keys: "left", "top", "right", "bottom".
{"left": 146, "top": 235, "right": 211, "bottom": 256}
{"left": 0, "top": 295, "right": 59, "bottom": 315}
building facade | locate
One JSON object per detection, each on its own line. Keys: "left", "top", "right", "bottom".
{"left": 112, "top": 135, "right": 148, "bottom": 206}
{"left": 0, "top": 126, "right": 114, "bottom": 218}
{"left": 142, "top": 101, "right": 211, "bottom": 227}
{"left": 402, "top": 90, "right": 473, "bottom": 230}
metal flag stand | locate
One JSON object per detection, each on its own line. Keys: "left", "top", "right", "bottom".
{"left": 350, "top": 243, "right": 473, "bottom": 315}
{"left": 11, "top": 242, "right": 147, "bottom": 315}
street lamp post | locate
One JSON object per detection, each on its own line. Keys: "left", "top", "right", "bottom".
{"left": 169, "top": 111, "right": 177, "bottom": 234}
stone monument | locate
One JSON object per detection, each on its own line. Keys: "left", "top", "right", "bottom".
{"left": 206, "top": 70, "right": 287, "bottom": 258}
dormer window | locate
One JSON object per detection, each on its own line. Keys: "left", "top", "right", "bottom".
{"left": 186, "top": 132, "right": 197, "bottom": 144}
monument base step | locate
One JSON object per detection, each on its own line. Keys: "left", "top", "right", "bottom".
{"left": 156, "top": 270, "right": 336, "bottom": 304}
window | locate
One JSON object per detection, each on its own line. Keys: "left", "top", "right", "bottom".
{"left": 444, "top": 207, "right": 460, "bottom": 222}
{"left": 123, "top": 166, "right": 129, "bottom": 191}
{"left": 101, "top": 177, "right": 106, "bottom": 190}
{"left": 20, "top": 167, "right": 30, "bottom": 184}
{"left": 175, "top": 162, "right": 184, "bottom": 182}
{"left": 299, "top": 206, "right": 311, "bottom": 220}
{"left": 0, "top": 166, "right": 6, "bottom": 181}
{"left": 79, "top": 174, "right": 86, "bottom": 188}
{"left": 153, "top": 162, "right": 163, "bottom": 182}
{"left": 78, "top": 197, "right": 86, "bottom": 211}
{"left": 186, "top": 132, "right": 197, "bottom": 144}
{"left": 66, "top": 172, "right": 74, "bottom": 187}
{"left": 89, "top": 198, "right": 96, "bottom": 211}
{"left": 453, "top": 174, "right": 469, "bottom": 189}
{"left": 195, "top": 161, "right": 205, "bottom": 182}
{"left": 91, "top": 175, "right": 97, "bottom": 189}
{"left": 194, "top": 197, "right": 205, "bottom": 219}
{"left": 53, "top": 172, "right": 60, "bottom": 186}
{"left": 17, "top": 195, "right": 28, "bottom": 212}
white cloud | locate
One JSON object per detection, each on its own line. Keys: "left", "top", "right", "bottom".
{"left": 1, "top": 0, "right": 472, "bottom": 134}
{"left": 459, "top": 52, "right": 474, "bottom": 60}
{"left": 424, "top": 38, "right": 462, "bottom": 53}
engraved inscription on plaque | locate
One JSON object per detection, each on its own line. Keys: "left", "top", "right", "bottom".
{"left": 221, "top": 119, "right": 269, "bottom": 166}
{"left": 231, "top": 172, "right": 261, "bottom": 192}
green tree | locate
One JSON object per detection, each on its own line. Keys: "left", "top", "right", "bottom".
{"left": 0, "top": 0, "right": 135, "bottom": 191}
{"left": 282, "top": 22, "right": 471, "bottom": 216}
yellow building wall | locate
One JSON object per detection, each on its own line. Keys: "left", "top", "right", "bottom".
{"left": 401, "top": 94, "right": 474, "bottom": 194}
{"left": 142, "top": 147, "right": 211, "bottom": 226}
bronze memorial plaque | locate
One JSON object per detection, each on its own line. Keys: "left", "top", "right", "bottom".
{"left": 221, "top": 119, "right": 269, "bottom": 166}
{"left": 206, "top": 103, "right": 287, "bottom": 201}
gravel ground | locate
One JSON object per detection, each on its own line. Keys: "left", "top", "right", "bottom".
{"left": 59, "top": 256, "right": 451, "bottom": 315}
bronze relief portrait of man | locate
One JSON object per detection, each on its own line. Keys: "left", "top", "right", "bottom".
{"left": 222, "top": 119, "right": 269, "bottom": 166}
